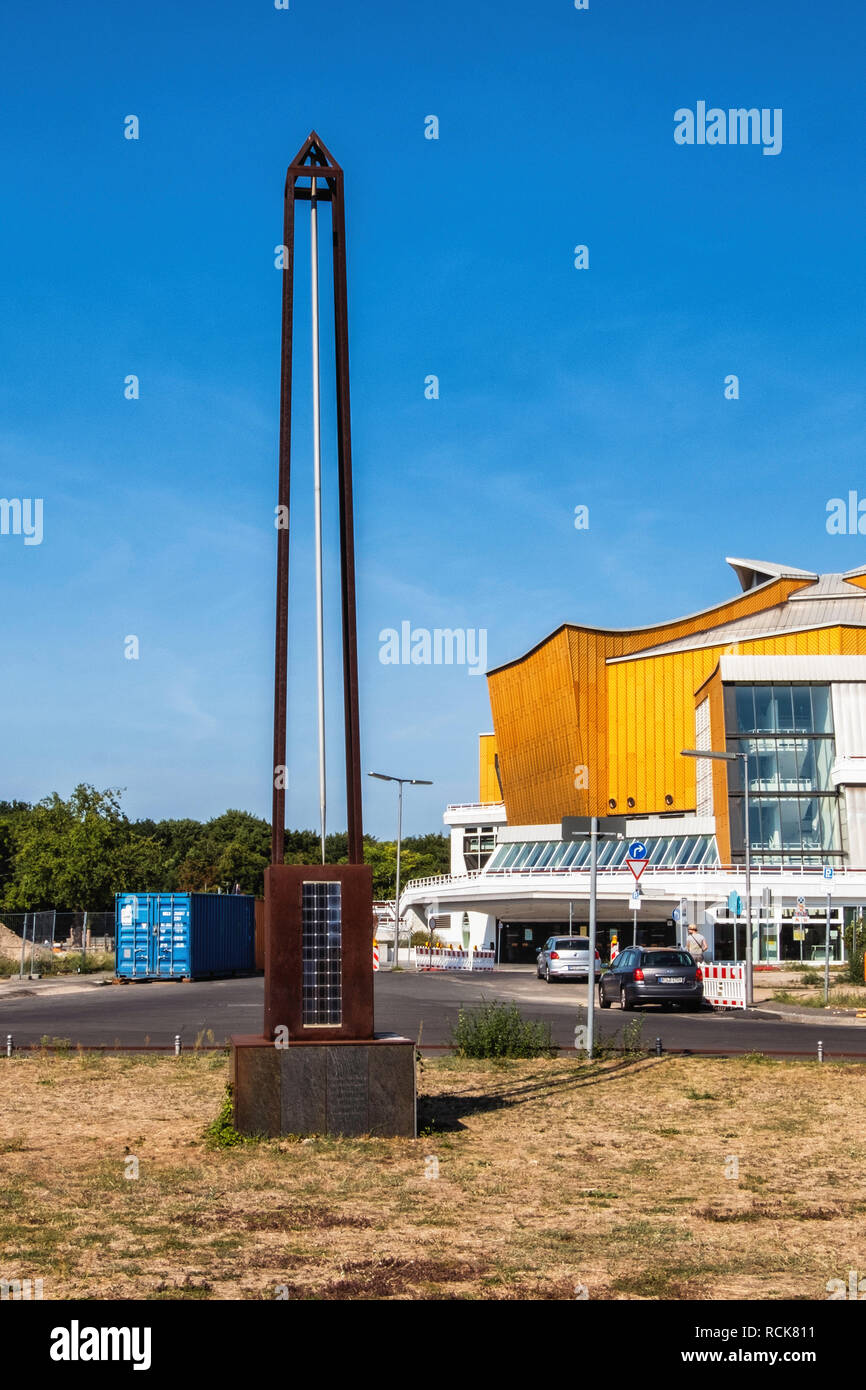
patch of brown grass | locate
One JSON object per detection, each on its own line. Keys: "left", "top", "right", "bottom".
{"left": 0, "top": 1050, "right": 864, "bottom": 1300}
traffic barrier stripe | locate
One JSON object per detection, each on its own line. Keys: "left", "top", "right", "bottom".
{"left": 698, "top": 962, "right": 746, "bottom": 1010}
{"left": 415, "top": 946, "right": 495, "bottom": 972}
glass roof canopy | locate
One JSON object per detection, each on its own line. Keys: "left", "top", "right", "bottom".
{"left": 485, "top": 835, "right": 719, "bottom": 874}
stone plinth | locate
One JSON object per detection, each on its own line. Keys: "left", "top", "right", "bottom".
{"left": 231, "top": 1034, "right": 416, "bottom": 1138}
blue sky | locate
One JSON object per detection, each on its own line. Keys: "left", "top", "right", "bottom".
{"left": 2, "top": 0, "right": 865, "bottom": 837}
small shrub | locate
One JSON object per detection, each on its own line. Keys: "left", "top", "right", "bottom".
{"left": 844, "top": 919, "right": 865, "bottom": 986}
{"left": 451, "top": 1002, "right": 554, "bottom": 1059}
{"left": 589, "top": 1033, "right": 618, "bottom": 1061}
{"left": 410, "top": 930, "right": 440, "bottom": 948}
{"left": 621, "top": 1016, "right": 645, "bottom": 1057}
{"left": 40, "top": 951, "right": 115, "bottom": 976}
{"left": 203, "top": 1085, "right": 256, "bottom": 1148}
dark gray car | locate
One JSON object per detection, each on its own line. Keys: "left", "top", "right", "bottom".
{"left": 598, "top": 946, "right": 703, "bottom": 1011}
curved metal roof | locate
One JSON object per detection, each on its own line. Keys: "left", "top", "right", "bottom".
{"left": 488, "top": 559, "right": 866, "bottom": 678}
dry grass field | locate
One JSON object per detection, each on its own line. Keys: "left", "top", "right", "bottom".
{"left": 0, "top": 1049, "right": 864, "bottom": 1300}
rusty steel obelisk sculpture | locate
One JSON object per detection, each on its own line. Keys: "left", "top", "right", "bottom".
{"left": 232, "top": 135, "right": 416, "bottom": 1137}
{"left": 270, "top": 131, "right": 363, "bottom": 874}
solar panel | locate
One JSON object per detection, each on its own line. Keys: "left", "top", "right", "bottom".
{"left": 301, "top": 881, "right": 342, "bottom": 1025}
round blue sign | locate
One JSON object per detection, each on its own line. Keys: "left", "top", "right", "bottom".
{"left": 628, "top": 841, "right": 647, "bottom": 860}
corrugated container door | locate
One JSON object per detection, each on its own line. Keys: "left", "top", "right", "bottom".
{"left": 189, "top": 894, "right": 255, "bottom": 976}
{"left": 116, "top": 894, "right": 150, "bottom": 977}
{"left": 152, "top": 895, "right": 190, "bottom": 977}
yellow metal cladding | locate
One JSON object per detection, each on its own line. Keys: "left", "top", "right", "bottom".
{"left": 487, "top": 628, "right": 581, "bottom": 823}
{"left": 478, "top": 734, "right": 501, "bottom": 804}
{"left": 486, "top": 572, "right": 866, "bottom": 826}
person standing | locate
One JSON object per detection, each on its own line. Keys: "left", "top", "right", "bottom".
{"left": 686, "top": 924, "right": 708, "bottom": 962}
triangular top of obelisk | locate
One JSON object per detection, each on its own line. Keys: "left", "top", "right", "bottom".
{"left": 287, "top": 131, "right": 341, "bottom": 173}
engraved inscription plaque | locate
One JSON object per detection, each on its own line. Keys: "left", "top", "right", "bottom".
{"left": 327, "top": 1048, "right": 368, "bottom": 1133}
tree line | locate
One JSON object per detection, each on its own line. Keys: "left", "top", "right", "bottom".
{"left": 0, "top": 786, "right": 450, "bottom": 912}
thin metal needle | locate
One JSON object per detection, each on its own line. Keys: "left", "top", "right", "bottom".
{"left": 311, "top": 172, "right": 326, "bottom": 863}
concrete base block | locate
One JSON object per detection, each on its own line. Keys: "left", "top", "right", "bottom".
{"left": 231, "top": 1034, "right": 416, "bottom": 1138}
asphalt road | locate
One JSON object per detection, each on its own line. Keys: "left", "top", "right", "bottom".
{"left": 1, "top": 969, "right": 865, "bottom": 1056}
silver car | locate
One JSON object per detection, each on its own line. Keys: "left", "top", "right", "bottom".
{"left": 537, "top": 935, "right": 601, "bottom": 983}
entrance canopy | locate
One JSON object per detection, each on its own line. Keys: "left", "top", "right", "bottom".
{"left": 487, "top": 834, "right": 719, "bottom": 873}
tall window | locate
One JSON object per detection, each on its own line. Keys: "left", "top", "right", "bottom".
{"left": 463, "top": 826, "right": 497, "bottom": 870}
{"left": 724, "top": 684, "right": 839, "bottom": 864}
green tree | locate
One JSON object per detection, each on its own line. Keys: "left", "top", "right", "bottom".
{"left": 362, "top": 836, "right": 449, "bottom": 898}
{"left": 2, "top": 785, "right": 164, "bottom": 911}
{"left": 176, "top": 841, "right": 222, "bottom": 892}
{"left": 0, "top": 788, "right": 449, "bottom": 909}
{"left": 0, "top": 821, "right": 16, "bottom": 901}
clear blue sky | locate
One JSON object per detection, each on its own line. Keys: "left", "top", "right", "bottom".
{"left": 2, "top": 0, "right": 865, "bottom": 837}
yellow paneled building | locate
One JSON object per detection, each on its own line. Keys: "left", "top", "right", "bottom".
{"left": 414, "top": 558, "right": 866, "bottom": 965}
{"left": 483, "top": 558, "right": 866, "bottom": 868}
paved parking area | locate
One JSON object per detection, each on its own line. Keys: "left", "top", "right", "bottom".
{"left": 1, "top": 967, "right": 864, "bottom": 1055}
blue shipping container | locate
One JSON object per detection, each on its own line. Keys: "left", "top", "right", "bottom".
{"left": 115, "top": 893, "right": 255, "bottom": 980}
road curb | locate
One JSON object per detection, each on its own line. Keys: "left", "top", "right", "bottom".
{"left": 0, "top": 974, "right": 113, "bottom": 996}
{"left": 750, "top": 1004, "right": 866, "bottom": 1027}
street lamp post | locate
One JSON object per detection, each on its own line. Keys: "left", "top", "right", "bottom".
{"left": 368, "top": 773, "right": 432, "bottom": 968}
{"left": 562, "top": 816, "right": 626, "bottom": 1059}
{"left": 587, "top": 817, "right": 599, "bottom": 1057}
{"left": 681, "top": 748, "right": 754, "bottom": 1006}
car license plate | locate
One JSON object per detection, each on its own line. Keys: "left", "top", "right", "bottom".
{"left": 660, "top": 977, "right": 684, "bottom": 984}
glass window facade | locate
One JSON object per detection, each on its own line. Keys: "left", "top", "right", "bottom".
{"left": 724, "top": 683, "right": 840, "bottom": 864}
{"left": 485, "top": 835, "right": 719, "bottom": 873}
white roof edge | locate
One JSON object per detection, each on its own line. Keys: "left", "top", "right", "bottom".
{"left": 605, "top": 620, "right": 866, "bottom": 664}
{"left": 719, "top": 654, "right": 866, "bottom": 679}
{"left": 726, "top": 557, "right": 818, "bottom": 591}
{"left": 443, "top": 802, "right": 507, "bottom": 827}
{"left": 496, "top": 824, "right": 563, "bottom": 843}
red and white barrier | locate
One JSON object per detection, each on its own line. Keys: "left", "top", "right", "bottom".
{"left": 698, "top": 962, "right": 746, "bottom": 1010}
{"left": 470, "top": 948, "right": 495, "bottom": 971}
{"left": 372, "top": 939, "right": 379, "bottom": 972}
{"left": 415, "top": 945, "right": 495, "bottom": 972}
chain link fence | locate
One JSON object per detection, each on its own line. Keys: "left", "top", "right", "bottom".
{"left": 0, "top": 910, "right": 115, "bottom": 973}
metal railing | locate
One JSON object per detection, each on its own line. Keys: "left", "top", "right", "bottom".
{"left": 445, "top": 802, "right": 505, "bottom": 811}
{"left": 401, "top": 863, "right": 860, "bottom": 892}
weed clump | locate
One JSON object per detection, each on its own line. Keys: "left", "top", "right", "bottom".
{"left": 202, "top": 1084, "right": 259, "bottom": 1148}
{"left": 451, "top": 1002, "right": 554, "bottom": 1059}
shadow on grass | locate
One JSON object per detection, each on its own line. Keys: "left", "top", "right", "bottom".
{"left": 418, "top": 1054, "right": 672, "bottom": 1132}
